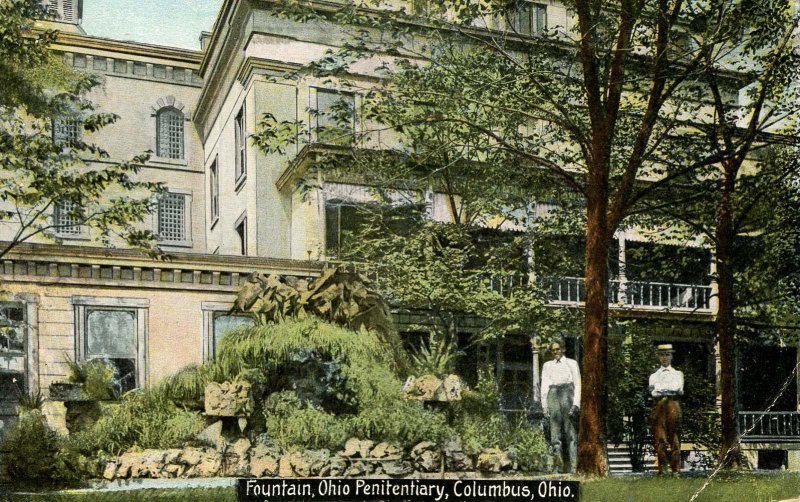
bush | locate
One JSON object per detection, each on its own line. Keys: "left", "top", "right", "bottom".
{"left": 73, "top": 389, "right": 205, "bottom": 455}
{"left": 347, "top": 399, "right": 451, "bottom": 446}
{"left": 0, "top": 410, "right": 91, "bottom": 487}
{"left": 264, "top": 393, "right": 348, "bottom": 452}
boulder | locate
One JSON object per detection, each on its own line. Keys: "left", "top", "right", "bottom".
{"left": 382, "top": 459, "right": 414, "bottom": 477}
{"left": 195, "top": 420, "right": 225, "bottom": 449}
{"left": 223, "top": 438, "right": 252, "bottom": 476}
{"left": 476, "top": 448, "right": 512, "bottom": 472}
{"left": 179, "top": 447, "right": 205, "bottom": 467}
{"left": 194, "top": 451, "right": 223, "bottom": 477}
{"left": 443, "top": 438, "right": 473, "bottom": 471}
{"left": 345, "top": 460, "right": 373, "bottom": 477}
{"left": 342, "top": 437, "right": 374, "bottom": 458}
{"left": 402, "top": 375, "right": 441, "bottom": 401}
{"left": 329, "top": 456, "right": 347, "bottom": 476}
{"left": 249, "top": 443, "right": 280, "bottom": 477}
{"left": 411, "top": 441, "right": 441, "bottom": 472}
{"left": 370, "top": 442, "right": 402, "bottom": 459}
{"left": 204, "top": 381, "right": 254, "bottom": 417}
{"left": 41, "top": 401, "right": 68, "bottom": 435}
{"left": 435, "top": 374, "right": 466, "bottom": 401}
{"left": 102, "top": 461, "right": 118, "bottom": 480}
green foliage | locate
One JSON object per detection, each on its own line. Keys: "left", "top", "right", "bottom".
{"left": 408, "top": 331, "right": 462, "bottom": 378}
{"left": 157, "top": 364, "right": 206, "bottom": 409}
{"left": 79, "top": 360, "right": 118, "bottom": 401}
{"left": 264, "top": 391, "right": 349, "bottom": 451}
{"left": 0, "top": 410, "right": 91, "bottom": 487}
{"left": 0, "top": 1, "right": 163, "bottom": 258}
{"left": 15, "top": 389, "right": 44, "bottom": 411}
{"left": 64, "top": 357, "right": 119, "bottom": 400}
{"left": 346, "top": 399, "right": 450, "bottom": 446}
{"left": 72, "top": 389, "right": 204, "bottom": 455}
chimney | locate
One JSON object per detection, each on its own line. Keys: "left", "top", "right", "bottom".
{"left": 41, "top": 0, "right": 83, "bottom": 26}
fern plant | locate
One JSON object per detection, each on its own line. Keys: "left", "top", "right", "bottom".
{"left": 408, "top": 331, "right": 462, "bottom": 377}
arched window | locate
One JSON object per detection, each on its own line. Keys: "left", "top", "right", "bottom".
{"left": 156, "top": 107, "right": 184, "bottom": 159}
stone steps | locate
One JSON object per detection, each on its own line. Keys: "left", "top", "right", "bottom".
{"left": 607, "top": 443, "right": 657, "bottom": 475}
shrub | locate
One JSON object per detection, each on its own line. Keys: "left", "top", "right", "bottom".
{"left": 265, "top": 393, "right": 349, "bottom": 451}
{"left": 0, "top": 410, "right": 91, "bottom": 487}
{"left": 73, "top": 389, "right": 205, "bottom": 455}
{"left": 347, "top": 399, "right": 451, "bottom": 446}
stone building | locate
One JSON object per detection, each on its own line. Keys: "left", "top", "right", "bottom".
{"left": 0, "top": 0, "right": 796, "bottom": 472}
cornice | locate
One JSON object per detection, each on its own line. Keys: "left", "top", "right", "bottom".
{"left": 53, "top": 32, "right": 203, "bottom": 67}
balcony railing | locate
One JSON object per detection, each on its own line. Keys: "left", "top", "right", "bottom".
{"left": 502, "top": 275, "right": 712, "bottom": 313}
{"left": 739, "top": 411, "right": 800, "bottom": 442}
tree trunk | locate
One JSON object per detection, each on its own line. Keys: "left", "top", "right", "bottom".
{"left": 577, "top": 180, "right": 610, "bottom": 476}
{"left": 716, "top": 167, "right": 741, "bottom": 468}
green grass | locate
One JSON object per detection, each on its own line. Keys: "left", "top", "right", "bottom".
{"left": 1, "top": 474, "right": 799, "bottom": 502}
{"left": 581, "top": 473, "right": 800, "bottom": 502}
{"left": 0, "top": 488, "right": 233, "bottom": 502}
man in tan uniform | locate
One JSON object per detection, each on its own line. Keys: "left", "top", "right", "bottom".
{"left": 649, "top": 344, "right": 684, "bottom": 475}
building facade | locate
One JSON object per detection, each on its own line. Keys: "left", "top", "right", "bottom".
{"left": 0, "top": 0, "right": 796, "bottom": 471}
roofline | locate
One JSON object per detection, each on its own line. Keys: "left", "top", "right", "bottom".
{"left": 53, "top": 31, "right": 203, "bottom": 66}
{"left": 1, "top": 241, "right": 324, "bottom": 275}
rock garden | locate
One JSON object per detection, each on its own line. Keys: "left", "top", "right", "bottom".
{"left": 0, "top": 268, "right": 551, "bottom": 488}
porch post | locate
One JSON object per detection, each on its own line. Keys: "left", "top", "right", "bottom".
{"left": 709, "top": 249, "right": 719, "bottom": 315}
{"left": 617, "top": 233, "right": 627, "bottom": 304}
{"left": 530, "top": 333, "right": 540, "bottom": 404}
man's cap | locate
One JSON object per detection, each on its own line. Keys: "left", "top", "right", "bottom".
{"left": 656, "top": 344, "right": 675, "bottom": 353}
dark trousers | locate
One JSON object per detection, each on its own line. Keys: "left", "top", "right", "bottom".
{"left": 650, "top": 397, "right": 681, "bottom": 474}
{"left": 547, "top": 384, "right": 577, "bottom": 473}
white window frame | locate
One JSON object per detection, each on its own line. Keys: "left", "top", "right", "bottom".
{"left": 155, "top": 107, "right": 185, "bottom": 160}
{"left": 0, "top": 294, "right": 39, "bottom": 395}
{"left": 52, "top": 200, "right": 88, "bottom": 240}
{"left": 201, "top": 302, "right": 254, "bottom": 361}
{"left": 234, "top": 105, "right": 247, "bottom": 188}
{"left": 154, "top": 189, "right": 193, "bottom": 247}
{"left": 234, "top": 212, "right": 247, "bottom": 256}
{"left": 509, "top": 1, "right": 547, "bottom": 36}
{"left": 209, "top": 156, "right": 219, "bottom": 228}
{"left": 72, "top": 296, "right": 148, "bottom": 390}
{"left": 52, "top": 116, "right": 83, "bottom": 145}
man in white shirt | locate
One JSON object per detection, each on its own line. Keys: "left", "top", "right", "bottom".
{"left": 649, "top": 344, "right": 684, "bottom": 475}
{"left": 540, "top": 340, "right": 580, "bottom": 473}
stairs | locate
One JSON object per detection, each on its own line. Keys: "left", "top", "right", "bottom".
{"left": 607, "top": 443, "right": 658, "bottom": 475}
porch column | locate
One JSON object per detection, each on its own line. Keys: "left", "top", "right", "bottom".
{"left": 715, "top": 341, "right": 723, "bottom": 411}
{"left": 530, "top": 333, "right": 540, "bottom": 404}
{"left": 709, "top": 249, "right": 719, "bottom": 315}
{"left": 617, "top": 234, "right": 627, "bottom": 304}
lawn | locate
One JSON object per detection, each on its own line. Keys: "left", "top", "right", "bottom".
{"left": 1, "top": 474, "right": 798, "bottom": 502}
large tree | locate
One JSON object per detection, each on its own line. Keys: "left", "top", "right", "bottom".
{"left": 0, "top": 0, "right": 161, "bottom": 258}
{"left": 256, "top": 0, "right": 795, "bottom": 475}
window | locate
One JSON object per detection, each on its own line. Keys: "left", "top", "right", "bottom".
{"left": 53, "top": 200, "right": 83, "bottom": 237}
{"left": 314, "top": 89, "right": 355, "bottom": 144}
{"left": 0, "top": 301, "right": 29, "bottom": 444}
{"left": 212, "top": 314, "right": 253, "bottom": 356}
{"left": 209, "top": 157, "right": 219, "bottom": 224}
{"left": 325, "top": 200, "right": 363, "bottom": 258}
{"left": 157, "top": 192, "right": 187, "bottom": 243}
{"left": 201, "top": 302, "right": 255, "bottom": 360}
{"left": 73, "top": 297, "right": 148, "bottom": 394}
{"left": 325, "top": 198, "right": 419, "bottom": 258}
{"left": 234, "top": 106, "right": 246, "bottom": 183}
{"left": 509, "top": 2, "right": 547, "bottom": 35}
{"left": 52, "top": 116, "right": 82, "bottom": 144}
{"left": 235, "top": 215, "right": 247, "bottom": 255}
{"left": 156, "top": 107, "right": 184, "bottom": 159}
{"left": 412, "top": 0, "right": 445, "bottom": 16}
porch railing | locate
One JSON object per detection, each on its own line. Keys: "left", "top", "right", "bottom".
{"left": 540, "top": 276, "right": 712, "bottom": 312}
{"left": 738, "top": 411, "right": 800, "bottom": 441}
